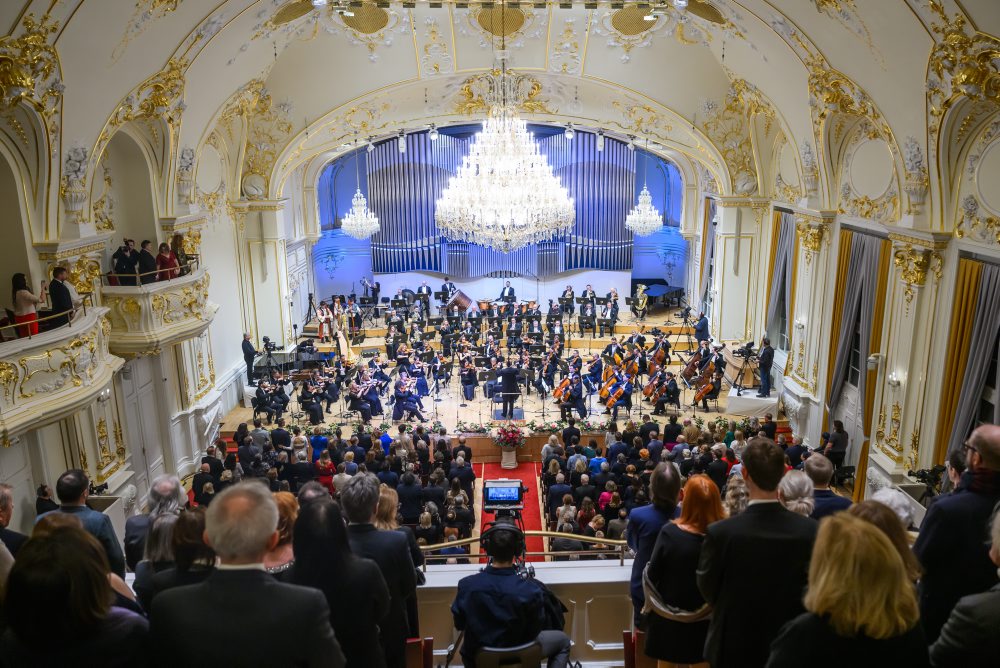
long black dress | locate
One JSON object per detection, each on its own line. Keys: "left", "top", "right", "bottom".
{"left": 643, "top": 522, "right": 710, "bottom": 664}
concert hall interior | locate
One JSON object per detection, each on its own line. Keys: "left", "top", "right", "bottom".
{"left": 0, "top": 1, "right": 999, "bottom": 666}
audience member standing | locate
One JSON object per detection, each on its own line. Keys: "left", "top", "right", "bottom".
{"left": 46, "top": 266, "right": 77, "bottom": 327}
{"left": 36, "top": 469, "right": 126, "bottom": 578}
{"left": 626, "top": 463, "right": 681, "bottom": 623}
{"left": 804, "top": 454, "right": 852, "bottom": 519}
{"left": 697, "top": 439, "right": 817, "bottom": 668}
{"left": 929, "top": 511, "right": 1000, "bottom": 667}
{"left": 137, "top": 240, "right": 158, "bottom": 284}
{"left": 150, "top": 483, "right": 344, "bottom": 667}
{"left": 914, "top": 424, "right": 1000, "bottom": 641}
{"left": 0, "top": 526, "right": 149, "bottom": 666}
{"left": 644, "top": 475, "right": 725, "bottom": 667}
{"left": 341, "top": 473, "right": 418, "bottom": 668}
{"left": 0, "top": 483, "right": 28, "bottom": 557}
{"left": 766, "top": 514, "right": 928, "bottom": 667}
{"left": 292, "top": 499, "right": 391, "bottom": 668}
{"left": 124, "top": 474, "right": 185, "bottom": 571}
{"left": 11, "top": 272, "right": 42, "bottom": 336}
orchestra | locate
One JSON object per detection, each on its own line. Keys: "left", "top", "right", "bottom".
{"left": 273, "top": 279, "right": 766, "bottom": 432}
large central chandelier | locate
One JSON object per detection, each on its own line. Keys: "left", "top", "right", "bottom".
{"left": 625, "top": 139, "right": 663, "bottom": 236}
{"left": 435, "top": 63, "right": 575, "bottom": 252}
{"left": 341, "top": 141, "right": 380, "bottom": 239}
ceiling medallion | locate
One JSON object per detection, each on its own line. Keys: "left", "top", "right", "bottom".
{"left": 476, "top": 6, "right": 526, "bottom": 37}
{"left": 436, "top": 60, "right": 575, "bottom": 253}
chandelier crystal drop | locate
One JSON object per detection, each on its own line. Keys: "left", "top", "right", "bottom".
{"left": 435, "top": 106, "right": 575, "bottom": 253}
{"left": 341, "top": 188, "right": 380, "bottom": 239}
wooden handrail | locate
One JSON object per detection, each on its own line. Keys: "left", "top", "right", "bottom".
{"left": 418, "top": 530, "right": 631, "bottom": 569}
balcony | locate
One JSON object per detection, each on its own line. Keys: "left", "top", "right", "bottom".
{"left": 0, "top": 306, "right": 122, "bottom": 443}
{"left": 101, "top": 266, "right": 219, "bottom": 355}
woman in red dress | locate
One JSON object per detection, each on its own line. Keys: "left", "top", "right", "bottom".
{"left": 314, "top": 449, "right": 335, "bottom": 494}
{"left": 11, "top": 273, "right": 43, "bottom": 337}
{"left": 155, "top": 242, "right": 180, "bottom": 281}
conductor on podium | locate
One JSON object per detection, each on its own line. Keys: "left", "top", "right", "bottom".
{"left": 498, "top": 361, "right": 521, "bottom": 419}
{"left": 499, "top": 281, "right": 516, "bottom": 302}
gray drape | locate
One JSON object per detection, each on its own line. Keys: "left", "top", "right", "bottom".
{"left": 827, "top": 233, "right": 882, "bottom": 428}
{"left": 699, "top": 199, "right": 717, "bottom": 307}
{"left": 765, "top": 211, "right": 796, "bottom": 339}
{"left": 947, "top": 262, "right": 1000, "bottom": 457}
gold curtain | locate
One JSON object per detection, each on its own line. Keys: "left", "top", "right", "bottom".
{"left": 764, "top": 210, "right": 782, "bottom": 315}
{"left": 933, "top": 257, "right": 983, "bottom": 464}
{"left": 853, "top": 238, "right": 892, "bottom": 501}
{"left": 821, "top": 229, "right": 854, "bottom": 429}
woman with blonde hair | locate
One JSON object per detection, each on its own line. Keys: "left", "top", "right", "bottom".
{"left": 374, "top": 484, "right": 424, "bottom": 573}
{"left": 722, "top": 474, "right": 749, "bottom": 517}
{"left": 570, "top": 457, "right": 588, "bottom": 488}
{"left": 777, "top": 470, "right": 815, "bottom": 517}
{"left": 766, "top": 513, "right": 927, "bottom": 666}
{"left": 644, "top": 474, "right": 725, "bottom": 668}
{"left": 847, "top": 500, "right": 922, "bottom": 582}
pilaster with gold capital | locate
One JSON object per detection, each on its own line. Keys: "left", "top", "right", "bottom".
{"left": 869, "top": 233, "right": 946, "bottom": 476}
{"left": 238, "top": 199, "right": 294, "bottom": 350}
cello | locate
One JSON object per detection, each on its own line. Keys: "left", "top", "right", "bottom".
{"left": 681, "top": 350, "right": 703, "bottom": 383}
{"left": 643, "top": 370, "right": 663, "bottom": 398}
{"left": 693, "top": 372, "right": 719, "bottom": 406}
{"left": 606, "top": 373, "right": 634, "bottom": 410}
{"left": 552, "top": 376, "right": 571, "bottom": 404}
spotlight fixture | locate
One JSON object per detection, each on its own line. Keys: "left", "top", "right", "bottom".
{"left": 644, "top": 9, "right": 663, "bottom": 21}
{"left": 627, "top": 134, "right": 635, "bottom": 151}
{"left": 336, "top": 6, "right": 354, "bottom": 17}
{"left": 429, "top": 124, "right": 439, "bottom": 141}
{"left": 564, "top": 123, "right": 575, "bottom": 140}
{"left": 311, "top": 0, "right": 328, "bottom": 6}
{"left": 673, "top": 0, "right": 689, "bottom": 8}
{"left": 397, "top": 130, "right": 406, "bottom": 153}
{"left": 596, "top": 129, "right": 605, "bottom": 152}
{"left": 366, "top": 136, "right": 375, "bottom": 153}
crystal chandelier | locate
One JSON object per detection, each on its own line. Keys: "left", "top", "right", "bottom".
{"left": 341, "top": 142, "right": 380, "bottom": 239}
{"left": 625, "top": 140, "right": 663, "bottom": 236}
{"left": 435, "top": 55, "right": 574, "bottom": 253}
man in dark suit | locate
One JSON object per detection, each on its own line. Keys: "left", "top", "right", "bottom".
{"left": 46, "top": 267, "right": 75, "bottom": 327}
{"left": 757, "top": 336, "right": 774, "bottom": 397}
{"left": 270, "top": 419, "right": 292, "bottom": 453}
{"left": 191, "top": 463, "right": 216, "bottom": 507}
{"left": 693, "top": 311, "right": 710, "bottom": 344}
{"left": 561, "top": 418, "right": 581, "bottom": 449}
{"left": 123, "top": 474, "right": 184, "bottom": 570}
{"left": 0, "top": 483, "right": 28, "bottom": 557}
{"left": 804, "top": 454, "right": 852, "bottom": 520}
{"left": 697, "top": 438, "right": 818, "bottom": 668}
{"left": 547, "top": 473, "right": 572, "bottom": 520}
{"left": 451, "top": 436, "right": 472, "bottom": 463}
{"left": 574, "top": 475, "right": 597, "bottom": 507}
{"left": 112, "top": 239, "right": 140, "bottom": 286}
{"left": 498, "top": 281, "right": 516, "bottom": 302}
{"left": 137, "top": 239, "right": 158, "bottom": 284}
{"left": 497, "top": 361, "right": 521, "bottom": 419}
{"left": 638, "top": 414, "right": 659, "bottom": 445}
{"left": 285, "top": 450, "right": 314, "bottom": 493}
{"left": 242, "top": 333, "right": 258, "bottom": 384}
{"left": 450, "top": 456, "right": 477, "bottom": 502}
{"left": 441, "top": 276, "right": 456, "bottom": 296}
{"left": 341, "top": 473, "right": 417, "bottom": 668}
{"left": 150, "top": 483, "right": 345, "bottom": 667}
{"left": 36, "top": 469, "right": 127, "bottom": 578}
{"left": 915, "top": 424, "right": 1000, "bottom": 642}
{"left": 201, "top": 445, "right": 224, "bottom": 479}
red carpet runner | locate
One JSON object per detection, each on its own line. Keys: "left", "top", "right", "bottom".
{"left": 480, "top": 462, "right": 545, "bottom": 561}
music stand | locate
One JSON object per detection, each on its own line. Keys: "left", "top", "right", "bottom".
{"left": 434, "top": 290, "right": 448, "bottom": 303}
{"left": 598, "top": 318, "right": 613, "bottom": 337}
{"left": 595, "top": 297, "right": 608, "bottom": 306}
{"left": 428, "top": 316, "right": 443, "bottom": 327}
{"left": 421, "top": 331, "right": 435, "bottom": 342}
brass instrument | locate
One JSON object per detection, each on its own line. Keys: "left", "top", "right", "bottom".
{"left": 634, "top": 284, "right": 648, "bottom": 311}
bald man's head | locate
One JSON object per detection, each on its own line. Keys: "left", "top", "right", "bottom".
{"left": 201, "top": 462, "right": 211, "bottom": 473}
{"left": 968, "top": 423, "right": 1000, "bottom": 470}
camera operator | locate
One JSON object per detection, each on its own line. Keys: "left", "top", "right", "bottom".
{"left": 693, "top": 311, "right": 709, "bottom": 343}
{"left": 451, "top": 522, "right": 571, "bottom": 668}
{"left": 242, "top": 333, "right": 258, "bottom": 384}
{"left": 757, "top": 337, "right": 774, "bottom": 398}
{"left": 111, "top": 238, "right": 139, "bottom": 286}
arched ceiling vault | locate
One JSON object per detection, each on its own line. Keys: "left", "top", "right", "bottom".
{"left": 1, "top": 0, "right": 997, "bottom": 232}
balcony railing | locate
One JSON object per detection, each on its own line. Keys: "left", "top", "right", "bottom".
{"left": 101, "top": 266, "right": 219, "bottom": 355}
{"left": 0, "top": 306, "right": 122, "bottom": 443}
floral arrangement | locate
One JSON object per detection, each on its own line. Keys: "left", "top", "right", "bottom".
{"left": 494, "top": 424, "right": 526, "bottom": 449}
{"left": 429, "top": 420, "right": 446, "bottom": 434}
{"left": 456, "top": 420, "right": 490, "bottom": 434}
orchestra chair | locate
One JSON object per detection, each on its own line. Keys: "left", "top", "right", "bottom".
{"left": 475, "top": 640, "right": 543, "bottom": 668}
{"left": 250, "top": 397, "right": 269, "bottom": 422}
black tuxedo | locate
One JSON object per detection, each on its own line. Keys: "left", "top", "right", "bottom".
{"left": 242, "top": 339, "right": 258, "bottom": 383}
{"left": 697, "top": 502, "right": 817, "bottom": 668}
{"left": 191, "top": 471, "right": 215, "bottom": 506}
{"left": 48, "top": 279, "right": 73, "bottom": 327}
{"left": 561, "top": 426, "right": 581, "bottom": 448}
{"left": 138, "top": 249, "right": 158, "bottom": 284}
{"left": 347, "top": 524, "right": 418, "bottom": 668}
{"left": 150, "top": 569, "right": 345, "bottom": 667}
{"left": 202, "top": 455, "right": 223, "bottom": 480}
{"left": 498, "top": 366, "right": 521, "bottom": 418}
{"left": 442, "top": 282, "right": 456, "bottom": 295}
{"left": 499, "top": 286, "right": 515, "bottom": 301}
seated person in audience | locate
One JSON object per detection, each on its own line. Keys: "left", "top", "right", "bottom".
{"left": 1, "top": 525, "right": 149, "bottom": 666}
{"left": 440, "top": 534, "right": 470, "bottom": 565}
{"left": 151, "top": 483, "right": 344, "bottom": 667}
{"left": 452, "top": 522, "right": 571, "bottom": 667}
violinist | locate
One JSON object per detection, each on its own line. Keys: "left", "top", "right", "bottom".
{"left": 395, "top": 341, "right": 412, "bottom": 368}
{"left": 410, "top": 360, "right": 431, "bottom": 398}
{"left": 269, "top": 373, "right": 291, "bottom": 413}
{"left": 385, "top": 326, "right": 400, "bottom": 360}
{"left": 317, "top": 371, "right": 340, "bottom": 413}
{"left": 254, "top": 380, "right": 278, "bottom": 423}
{"left": 560, "top": 375, "right": 587, "bottom": 421}
{"left": 583, "top": 354, "right": 603, "bottom": 395}
{"left": 506, "top": 318, "right": 522, "bottom": 352}
{"left": 299, "top": 382, "right": 325, "bottom": 425}
{"left": 517, "top": 350, "right": 534, "bottom": 397}
{"left": 316, "top": 300, "right": 334, "bottom": 343}
{"left": 392, "top": 374, "right": 425, "bottom": 422}
{"left": 460, "top": 360, "right": 478, "bottom": 401}
{"left": 431, "top": 352, "right": 447, "bottom": 393}
{"left": 535, "top": 353, "right": 559, "bottom": 398}
{"left": 484, "top": 335, "right": 501, "bottom": 360}
{"left": 358, "top": 370, "right": 385, "bottom": 416}
{"left": 653, "top": 371, "right": 681, "bottom": 415}
{"left": 561, "top": 285, "right": 575, "bottom": 315}
{"left": 547, "top": 298, "right": 561, "bottom": 317}
{"left": 347, "top": 380, "right": 373, "bottom": 424}
{"left": 567, "top": 350, "right": 583, "bottom": 375}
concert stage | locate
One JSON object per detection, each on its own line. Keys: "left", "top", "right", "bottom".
{"left": 724, "top": 387, "right": 779, "bottom": 418}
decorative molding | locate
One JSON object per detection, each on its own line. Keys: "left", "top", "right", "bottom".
{"left": 420, "top": 16, "right": 453, "bottom": 76}
{"left": 549, "top": 18, "right": 582, "bottom": 76}
{"left": 795, "top": 216, "right": 831, "bottom": 265}
{"left": 700, "top": 80, "right": 769, "bottom": 196}
{"left": 454, "top": 68, "right": 555, "bottom": 116}
{"left": 0, "top": 12, "right": 63, "bottom": 158}
{"left": 875, "top": 403, "right": 903, "bottom": 463}
{"left": 957, "top": 194, "right": 1000, "bottom": 245}
{"left": 902, "top": 136, "right": 929, "bottom": 214}
{"left": 113, "top": 1, "right": 184, "bottom": 62}
{"left": 893, "top": 242, "right": 943, "bottom": 314}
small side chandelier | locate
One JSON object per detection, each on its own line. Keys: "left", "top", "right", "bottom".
{"left": 341, "top": 141, "right": 380, "bottom": 239}
{"left": 625, "top": 139, "right": 663, "bottom": 237}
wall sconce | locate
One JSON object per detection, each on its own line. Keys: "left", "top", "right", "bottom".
{"left": 97, "top": 388, "right": 111, "bottom": 403}
{"left": 866, "top": 353, "right": 883, "bottom": 371}
{"left": 794, "top": 318, "right": 806, "bottom": 330}
{"left": 887, "top": 370, "right": 904, "bottom": 388}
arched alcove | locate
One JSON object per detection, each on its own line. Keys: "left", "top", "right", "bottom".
{"left": 0, "top": 154, "right": 34, "bottom": 298}
{"left": 101, "top": 131, "right": 160, "bottom": 247}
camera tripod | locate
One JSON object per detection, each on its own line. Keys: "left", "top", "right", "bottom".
{"left": 730, "top": 353, "right": 760, "bottom": 397}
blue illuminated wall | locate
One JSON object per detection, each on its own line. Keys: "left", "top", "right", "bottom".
{"left": 311, "top": 127, "right": 687, "bottom": 297}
